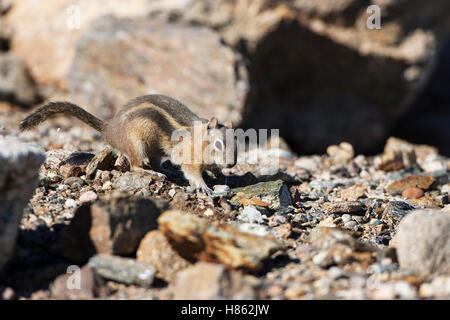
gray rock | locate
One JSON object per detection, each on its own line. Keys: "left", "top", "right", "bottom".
{"left": 344, "top": 220, "right": 358, "bottom": 229}
{"left": 64, "top": 177, "right": 85, "bottom": 187}
{"left": 396, "top": 210, "right": 450, "bottom": 276}
{"left": 185, "top": 186, "right": 196, "bottom": 194}
{"left": 68, "top": 15, "right": 248, "bottom": 124}
{"left": 0, "top": 136, "right": 45, "bottom": 270}
{"left": 384, "top": 201, "right": 415, "bottom": 222}
{"left": 0, "top": 53, "right": 38, "bottom": 106}
{"left": 310, "top": 180, "right": 339, "bottom": 192}
{"left": 88, "top": 254, "right": 156, "bottom": 288}
{"left": 53, "top": 192, "right": 169, "bottom": 264}
{"left": 324, "top": 201, "right": 363, "bottom": 215}
{"left": 178, "top": 0, "right": 450, "bottom": 154}
{"left": 168, "top": 189, "right": 177, "bottom": 198}
{"left": 231, "top": 180, "right": 292, "bottom": 210}
{"left": 238, "top": 206, "right": 264, "bottom": 224}
{"left": 212, "top": 184, "right": 232, "bottom": 198}
{"left": 112, "top": 172, "right": 154, "bottom": 191}
{"left": 171, "top": 262, "right": 256, "bottom": 299}
{"left": 341, "top": 214, "right": 352, "bottom": 223}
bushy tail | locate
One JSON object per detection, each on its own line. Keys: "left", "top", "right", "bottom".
{"left": 19, "top": 101, "right": 105, "bottom": 132}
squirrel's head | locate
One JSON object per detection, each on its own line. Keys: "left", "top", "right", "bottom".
{"left": 170, "top": 117, "right": 237, "bottom": 168}
{"left": 204, "top": 117, "right": 237, "bottom": 169}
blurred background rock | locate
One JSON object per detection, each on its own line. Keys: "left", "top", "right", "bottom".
{"left": 1, "top": 0, "right": 449, "bottom": 155}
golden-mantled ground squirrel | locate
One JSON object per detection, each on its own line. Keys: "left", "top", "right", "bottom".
{"left": 20, "top": 94, "right": 236, "bottom": 194}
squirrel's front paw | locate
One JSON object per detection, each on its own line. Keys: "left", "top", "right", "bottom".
{"left": 199, "top": 185, "right": 213, "bottom": 195}
{"left": 194, "top": 183, "right": 212, "bottom": 195}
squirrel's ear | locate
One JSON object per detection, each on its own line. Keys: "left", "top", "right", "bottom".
{"left": 207, "top": 117, "right": 219, "bottom": 129}
{"left": 224, "top": 120, "right": 233, "bottom": 129}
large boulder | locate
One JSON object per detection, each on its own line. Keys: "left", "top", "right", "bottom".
{"left": 392, "top": 38, "right": 450, "bottom": 156}
{"left": 67, "top": 15, "right": 248, "bottom": 122}
{"left": 5, "top": 0, "right": 450, "bottom": 154}
{"left": 172, "top": 0, "right": 450, "bottom": 153}
{"left": 3, "top": 0, "right": 187, "bottom": 90}
{"left": 0, "top": 136, "right": 45, "bottom": 270}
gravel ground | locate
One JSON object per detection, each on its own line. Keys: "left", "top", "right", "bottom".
{"left": 0, "top": 102, "right": 449, "bottom": 300}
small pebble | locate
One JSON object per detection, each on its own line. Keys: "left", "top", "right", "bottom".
{"left": 341, "top": 214, "right": 352, "bottom": 223}
{"left": 168, "top": 189, "right": 177, "bottom": 198}
{"left": 185, "top": 186, "right": 196, "bottom": 194}
{"left": 1, "top": 287, "right": 15, "bottom": 300}
{"left": 441, "top": 184, "right": 450, "bottom": 195}
{"left": 238, "top": 206, "right": 264, "bottom": 224}
{"left": 214, "top": 185, "right": 231, "bottom": 194}
{"left": 370, "top": 219, "right": 383, "bottom": 226}
{"left": 100, "top": 170, "right": 111, "bottom": 182}
{"left": 102, "top": 181, "right": 113, "bottom": 191}
{"left": 203, "top": 208, "right": 214, "bottom": 217}
{"left": 61, "top": 211, "right": 74, "bottom": 219}
{"left": 344, "top": 221, "right": 358, "bottom": 229}
{"left": 79, "top": 191, "right": 98, "bottom": 203}
{"left": 402, "top": 187, "right": 424, "bottom": 199}
{"left": 64, "top": 198, "right": 77, "bottom": 208}
{"left": 328, "top": 267, "right": 343, "bottom": 279}
{"left": 64, "top": 176, "right": 85, "bottom": 187}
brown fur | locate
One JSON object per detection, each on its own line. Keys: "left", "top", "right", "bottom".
{"left": 19, "top": 101, "right": 104, "bottom": 132}
{"left": 19, "top": 94, "right": 235, "bottom": 194}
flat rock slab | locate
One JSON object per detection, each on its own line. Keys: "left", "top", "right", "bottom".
{"left": 231, "top": 180, "right": 292, "bottom": 210}
{"left": 112, "top": 172, "right": 156, "bottom": 192}
{"left": 386, "top": 175, "right": 434, "bottom": 194}
{"left": 323, "top": 201, "right": 364, "bottom": 215}
{"left": 88, "top": 254, "right": 156, "bottom": 288}
{"left": 158, "top": 210, "right": 283, "bottom": 272}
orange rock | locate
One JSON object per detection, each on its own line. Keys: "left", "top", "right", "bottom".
{"left": 158, "top": 210, "right": 283, "bottom": 272}
{"left": 386, "top": 175, "right": 434, "bottom": 194}
{"left": 239, "top": 198, "right": 270, "bottom": 207}
{"left": 402, "top": 187, "right": 424, "bottom": 199}
{"left": 136, "top": 230, "right": 191, "bottom": 282}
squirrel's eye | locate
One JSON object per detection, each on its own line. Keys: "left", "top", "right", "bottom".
{"left": 214, "top": 139, "right": 223, "bottom": 151}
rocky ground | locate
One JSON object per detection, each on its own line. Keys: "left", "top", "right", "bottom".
{"left": 0, "top": 102, "right": 449, "bottom": 300}
{"left": 1, "top": 0, "right": 450, "bottom": 300}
